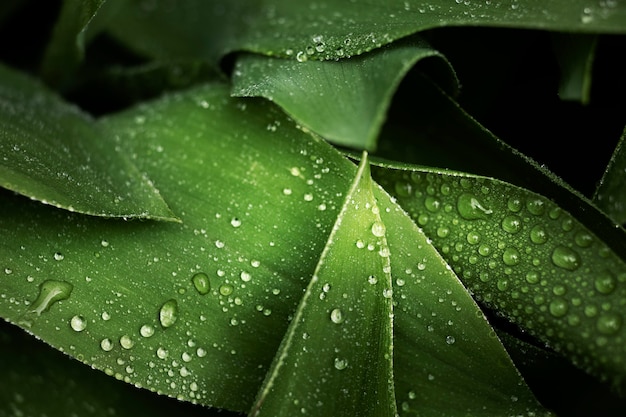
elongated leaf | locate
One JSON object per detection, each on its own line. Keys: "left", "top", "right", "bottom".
{"left": 0, "top": 81, "right": 358, "bottom": 412}
{"left": 373, "top": 178, "right": 551, "bottom": 416}
{"left": 0, "top": 320, "right": 230, "bottom": 417}
{"left": 594, "top": 128, "right": 626, "bottom": 225}
{"left": 39, "top": 0, "right": 106, "bottom": 88}
{"left": 104, "top": 0, "right": 626, "bottom": 66}
{"left": 552, "top": 33, "right": 597, "bottom": 105}
{"left": 232, "top": 39, "right": 457, "bottom": 151}
{"left": 372, "top": 162, "right": 626, "bottom": 394}
{"left": 250, "top": 154, "right": 396, "bottom": 417}
{"left": 0, "top": 63, "right": 177, "bottom": 221}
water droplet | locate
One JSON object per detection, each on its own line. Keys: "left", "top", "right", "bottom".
{"left": 526, "top": 198, "right": 546, "bottom": 215}
{"left": 159, "top": 299, "right": 179, "bottom": 328}
{"left": 219, "top": 284, "right": 234, "bottom": 296}
{"left": 549, "top": 298, "right": 569, "bottom": 317}
{"left": 334, "top": 357, "right": 348, "bottom": 370}
{"left": 330, "top": 308, "right": 344, "bottom": 324}
{"left": 445, "top": 335, "right": 456, "bottom": 345}
{"left": 574, "top": 231, "right": 594, "bottom": 248}
{"left": 529, "top": 225, "right": 548, "bottom": 244}
{"left": 457, "top": 193, "right": 492, "bottom": 220}
{"left": 26, "top": 280, "right": 74, "bottom": 317}
{"left": 140, "top": 324, "right": 155, "bottom": 338}
{"left": 54, "top": 252, "right": 64, "bottom": 261}
{"left": 502, "top": 247, "right": 521, "bottom": 266}
{"left": 551, "top": 246, "right": 581, "bottom": 271}
{"left": 70, "top": 315, "right": 87, "bottom": 332}
{"left": 230, "top": 218, "right": 242, "bottom": 228}
{"left": 394, "top": 181, "right": 413, "bottom": 197}
{"left": 594, "top": 271, "right": 617, "bottom": 295}
{"left": 507, "top": 197, "right": 523, "bottom": 212}
{"left": 371, "top": 221, "right": 386, "bottom": 237}
{"left": 501, "top": 215, "right": 522, "bottom": 234}
{"left": 120, "top": 335, "right": 134, "bottom": 349}
{"left": 192, "top": 272, "right": 210, "bottom": 295}
{"left": 101, "top": 338, "right": 114, "bottom": 352}
{"left": 240, "top": 271, "right": 251, "bottom": 282}
{"left": 424, "top": 196, "right": 441, "bottom": 212}
{"left": 368, "top": 275, "right": 378, "bottom": 285}
{"left": 383, "top": 288, "right": 393, "bottom": 299}
{"left": 596, "top": 313, "right": 622, "bottom": 335}
{"left": 156, "top": 347, "right": 169, "bottom": 359}
{"left": 296, "top": 51, "right": 308, "bottom": 62}
{"left": 466, "top": 231, "right": 480, "bottom": 245}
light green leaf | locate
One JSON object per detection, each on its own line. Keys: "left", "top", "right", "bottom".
{"left": 103, "top": 0, "right": 626, "bottom": 66}
{"left": 373, "top": 178, "right": 551, "bottom": 416}
{"left": 0, "top": 81, "right": 357, "bottom": 412}
{"left": 232, "top": 39, "right": 457, "bottom": 151}
{"left": 372, "top": 162, "right": 626, "bottom": 394}
{"left": 552, "top": 33, "right": 597, "bottom": 105}
{"left": 249, "top": 153, "right": 396, "bottom": 417}
{"left": 0, "top": 63, "right": 177, "bottom": 221}
{"left": 594, "top": 128, "right": 626, "bottom": 225}
{"left": 39, "top": 0, "right": 106, "bottom": 88}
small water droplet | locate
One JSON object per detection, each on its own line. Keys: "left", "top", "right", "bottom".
{"left": 140, "top": 324, "right": 155, "bottom": 338}
{"left": 120, "top": 335, "right": 134, "bottom": 349}
{"left": 101, "top": 338, "right": 114, "bottom": 352}
{"left": 526, "top": 198, "right": 546, "bottom": 215}
{"left": 529, "top": 225, "right": 548, "bottom": 244}
{"left": 192, "top": 272, "right": 210, "bottom": 295}
{"left": 54, "top": 252, "right": 64, "bottom": 261}
{"left": 551, "top": 246, "right": 581, "bottom": 271}
{"left": 330, "top": 308, "right": 344, "bottom": 324}
{"left": 549, "top": 298, "right": 569, "bottom": 317}
{"left": 501, "top": 215, "right": 522, "bottom": 234}
{"left": 156, "top": 347, "right": 169, "bottom": 359}
{"left": 445, "top": 335, "right": 456, "bottom": 345}
{"left": 371, "top": 221, "right": 386, "bottom": 237}
{"left": 70, "top": 315, "right": 87, "bottom": 332}
{"left": 502, "top": 247, "right": 521, "bottom": 266}
{"left": 334, "top": 357, "right": 348, "bottom": 370}
{"left": 240, "top": 271, "right": 251, "bottom": 282}
{"left": 159, "top": 299, "right": 179, "bottom": 328}
{"left": 219, "top": 284, "right": 234, "bottom": 296}
{"left": 230, "top": 218, "right": 242, "bottom": 228}
{"left": 596, "top": 313, "right": 622, "bottom": 335}
{"left": 368, "top": 275, "right": 378, "bottom": 285}
{"left": 594, "top": 271, "right": 617, "bottom": 295}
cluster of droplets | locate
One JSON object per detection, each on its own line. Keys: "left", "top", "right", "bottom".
{"left": 383, "top": 169, "right": 626, "bottom": 383}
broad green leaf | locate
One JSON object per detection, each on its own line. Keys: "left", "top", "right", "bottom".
{"left": 594, "top": 129, "right": 626, "bottom": 225}
{"left": 0, "top": 81, "right": 358, "bottom": 412}
{"left": 0, "top": 63, "right": 177, "bottom": 221}
{"left": 231, "top": 39, "right": 457, "bottom": 151}
{"left": 552, "top": 33, "right": 597, "bottom": 105}
{"left": 39, "top": 0, "right": 106, "bottom": 88}
{"left": 372, "top": 162, "right": 626, "bottom": 393}
{"left": 250, "top": 154, "right": 396, "bottom": 417}
{"left": 373, "top": 179, "right": 551, "bottom": 416}
{"left": 0, "top": 320, "right": 232, "bottom": 417}
{"left": 104, "top": 0, "right": 626, "bottom": 66}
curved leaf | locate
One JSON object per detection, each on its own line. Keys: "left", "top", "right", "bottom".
{"left": 552, "top": 33, "right": 598, "bottom": 105}
{"left": 39, "top": 0, "right": 106, "bottom": 88}
{"left": 0, "top": 81, "right": 357, "bottom": 412}
{"left": 594, "top": 128, "right": 626, "bottom": 225}
{"left": 104, "top": 0, "right": 626, "bottom": 65}
{"left": 372, "top": 162, "right": 626, "bottom": 394}
{"left": 250, "top": 154, "right": 397, "bottom": 417}
{"left": 232, "top": 38, "right": 457, "bottom": 151}
{"left": 0, "top": 63, "right": 177, "bottom": 221}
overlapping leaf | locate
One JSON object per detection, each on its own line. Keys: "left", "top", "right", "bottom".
{"left": 372, "top": 161, "right": 626, "bottom": 394}
{"left": 103, "top": 0, "right": 626, "bottom": 66}
{"left": 232, "top": 39, "right": 457, "bottom": 151}
{"left": 0, "top": 63, "right": 177, "bottom": 220}
{"left": 595, "top": 130, "right": 626, "bottom": 225}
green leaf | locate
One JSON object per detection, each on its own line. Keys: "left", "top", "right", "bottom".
{"left": 594, "top": 128, "right": 626, "bottom": 225}
{"left": 0, "top": 62, "right": 177, "bottom": 221}
{"left": 250, "top": 153, "right": 396, "bottom": 417}
{"left": 552, "top": 33, "right": 597, "bottom": 105}
{"left": 0, "top": 81, "right": 358, "bottom": 412}
{"left": 372, "top": 162, "right": 626, "bottom": 393}
{"left": 39, "top": 0, "right": 106, "bottom": 88}
{"left": 104, "top": 0, "right": 626, "bottom": 66}
{"left": 372, "top": 176, "right": 551, "bottom": 416}
{"left": 231, "top": 39, "right": 457, "bottom": 151}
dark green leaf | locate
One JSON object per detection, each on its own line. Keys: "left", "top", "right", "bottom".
{"left": 372, "top": 162, "right": 626, "bottom": 393}
{"left": 0, "top": 62, "right": 178, "bottom": 221}
{"left": 232, "top": 39, "right": 457, "bottom": 151}
{"left": 552, "top": 33, "right": 597, "bottom": 105}
{"left": 594, "top": 128, "right": 626, "bottom": 225}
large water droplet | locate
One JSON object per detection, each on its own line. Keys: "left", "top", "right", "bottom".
{"left": 20, "top": 280, "right": 74, "bottom": 327}
{"left": 371, "top": 221, "right": 386, "bottom": 237}
{"left": 457, "top": 193, "right": 492, "bottom": 220}
{"left": 502, "top": 247, "right": 521, "bottom": 266}
{"left": 140, "top": 324, "right": 155, "bottom": 338}
{"left": 501, "top": 215, "right": 522, "bottom": 234}
{"left": 549, "top": 298, "right": 569, "bottom": 317}
{"left": 159, "top": 299, "right": 179, "bottom": 328}
{"left": 529, "top": 225, "right": 548, "bottom": 244}
{"left": 594, "top": 271, "right": 617, "bottom": 295}
{"left": 101, "top": 338, "right": 114, "bottom": 352}
{"left": 120, "top": 335, "right": 134, "bottom": 349}
{"left": 596, "top": 313, "right": 622, "bottom": 335}
{"left": 192, "top": 272, "right": 210, "bottom": 295}
{"left": 70, "top": 315, "right": 87, "bottom": 332}
{"left": 330, "top": 308, "right": 344, "bottom": 324}
{"left": 551, "top": 246, "right": 581, "bottom": 271}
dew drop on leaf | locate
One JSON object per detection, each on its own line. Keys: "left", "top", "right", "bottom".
{"left": 100, "top": 338, "right": 114, "bottom": 352}
{"left": 159, "top": 299, "right": 179, "bottom": 328}
{"left": 70, "top": 315, "right": 87, "bottom": 332}
{"left": 191, "top": 272, "right": 210, "bottom": 295}
{"left": 457, "top": 193, "right": 492, "bottom": 220}
{"left": 596, "top": 313, "right": 623, "bottom": 335}
{"left": 19, "top": 280, "right": 74, "bottom": 327}
{"left": 333, "top": 357, "right": 348, "bottom": 370}
{"left": 551, "top": 246, "right": 582, "bottom": 271}
{"left": 594, "top": 272, "right": 617, "bottom": 295}
{"left": 120, "top": 335, "right": 134, "bottom": 349}
{"left": 140, "top": 324, "right": 155, "bottom": 338}
{"left": 549, "top": 298, "right": 569, "bottom": 317}
{"left": 330, "top": 308, "right": 344, "bottom": 324}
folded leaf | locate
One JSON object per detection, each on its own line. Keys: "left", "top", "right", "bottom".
{"left": 372, "top": 162, "right": 626, "bottom": 393}
{"left": 232, "top": 39, "right": 457, "bottom": 151}
{"left": 0, "top": 63, "right": 178, "bottom": 221}
{"left": 250, "top": 153, "right": 396, "bottom": 417}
